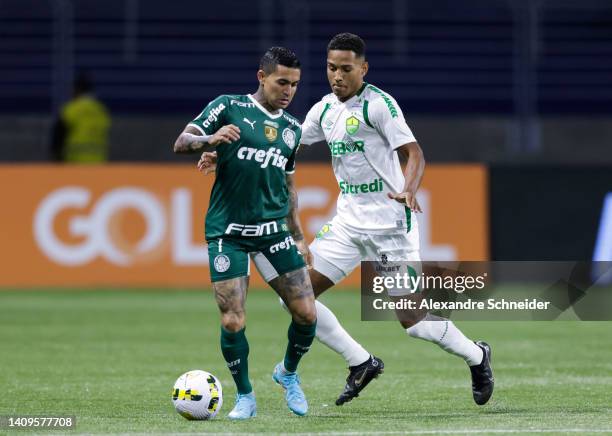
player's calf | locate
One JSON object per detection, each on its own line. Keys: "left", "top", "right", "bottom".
{"left": 214, "top": 278, "right": 254, "bottom": 405}
{"left": 269, "top": 267, "right": 317, "bottom": 415}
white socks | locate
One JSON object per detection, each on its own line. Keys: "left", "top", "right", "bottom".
{"left": 313, "top": 300, "right": 371, "bottom": 367}
{"left": 279, "top": 298, "right": 370, "bottom": 367}
{"left": 279, "top": 299, "right": 483, "bottom": 367}
{"left": 406, "top": 313, "right": 484, "bottom": 366}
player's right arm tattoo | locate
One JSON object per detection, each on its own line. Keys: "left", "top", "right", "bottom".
{"left": 173, "top": 126, "right": 211, "bottom": 153}
{"left": 285, "top": 174, "right": 305, "bottom": 241}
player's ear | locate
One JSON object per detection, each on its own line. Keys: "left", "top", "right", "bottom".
{"left": 257, "top": 69, "right": 266, "bottom": 86}
{"left": 361, "top": 61, "right": 369, "bottom": 78}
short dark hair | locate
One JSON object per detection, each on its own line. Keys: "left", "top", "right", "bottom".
{"left": 327, "top": 33, "right": 366, "bottom": 58}
{"left": 259, "top": 47, "right": 301, "bottom": 74}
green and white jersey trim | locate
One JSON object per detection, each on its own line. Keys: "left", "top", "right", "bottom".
{"left": 188, "top": 123, "right": 206, "bottom": 135}
{"left": 301, "top": 83, "right": 418, "bottom": 235}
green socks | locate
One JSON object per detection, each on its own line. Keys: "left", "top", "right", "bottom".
{"left": 220, "top": 321, "right": 315, "bottom": 391}
{"left": 220, "top": 327, "right": 252, "bottom": 394}
{"left": 283, "top": 320, "right": 317, "bottom": 373}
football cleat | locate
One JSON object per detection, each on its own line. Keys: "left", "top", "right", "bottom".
{"left": 335, "top": 355, "right": 384, "bottom": 406}
{"left": 227, "top": 392, "right": 257, "bottom": 420}
{"left": 469, "top": 341, "right": 494, "bottom": 405}
{"left": 272, "top": 363, "right": 308, "bottom": 416}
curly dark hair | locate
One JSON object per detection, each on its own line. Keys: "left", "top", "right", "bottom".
{"left": 259, "top": 47, "right": 301, "bottom": 74}
{"left": 327, "top": 33, "right": 366, "bottom": 58}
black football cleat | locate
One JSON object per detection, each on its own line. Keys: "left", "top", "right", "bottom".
{"left": 335, "top": 356, "right": 384, "bottom": 406}
{"left": 469, "top": 341, "right": 494, "bottom": 405}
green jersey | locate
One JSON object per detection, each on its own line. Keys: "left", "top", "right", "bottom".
{"left": 189, "top": 94, "right": 302, "bottom": 240}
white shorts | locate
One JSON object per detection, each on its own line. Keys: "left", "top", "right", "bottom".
{"left": 252, "top": 217, "right": 420, "bottom": 295}
{"left": 310, "top": 218, "right": 420, "bottom": 293}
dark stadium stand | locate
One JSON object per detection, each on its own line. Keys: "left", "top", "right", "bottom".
{"left": 1, "top": 0, "right": 611, "bottom": 116}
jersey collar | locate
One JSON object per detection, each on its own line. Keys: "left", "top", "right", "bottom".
{"left": 247, "top": 94, "right": 284, "bottom": 119}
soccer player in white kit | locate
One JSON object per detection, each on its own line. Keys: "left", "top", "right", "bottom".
{"left": 198, "top": 33, "right": 494, "bottom": 407}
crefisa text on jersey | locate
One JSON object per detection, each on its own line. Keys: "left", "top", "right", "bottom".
{"left": 237, "top": 146, "right": 289, "bottom": 169}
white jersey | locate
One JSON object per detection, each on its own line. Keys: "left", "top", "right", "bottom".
{"left": 301, "top": 82, "right": 419, "bottom": 236}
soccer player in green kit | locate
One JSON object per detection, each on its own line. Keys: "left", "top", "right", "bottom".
{"left": 173, "top": 47, "right": 316, "bottom": 419}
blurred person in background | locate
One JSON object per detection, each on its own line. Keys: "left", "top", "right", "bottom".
{"left": 50, "top": 73, "right": 111, "bottom": 163}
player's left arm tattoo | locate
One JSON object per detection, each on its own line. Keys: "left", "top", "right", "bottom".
{"left": 285, "top": 174, "right": 305, "bottom": 241}
{"left": 173, "top": 126, "right": 213, "bottom": 154}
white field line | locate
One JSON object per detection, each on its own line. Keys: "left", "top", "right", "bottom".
{"left": 92, "top": 428, "right": 612, "bottom": 436}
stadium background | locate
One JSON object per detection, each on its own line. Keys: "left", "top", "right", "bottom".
{"left": 1, "top": 0, "right": 611, "bottom": 285}
{"left": 1, "top": 1, "right": 611, "bottom": 434}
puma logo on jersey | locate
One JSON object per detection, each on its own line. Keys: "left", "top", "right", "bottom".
{"left": 237, "top": 146, "right": 288, "bottom": 169}
{"left": 243, "top": 118, "right": 256, "bottom": 130}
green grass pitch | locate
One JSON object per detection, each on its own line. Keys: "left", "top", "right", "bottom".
{"left": 1, "top": 289, "right": 611, "bottom": 435}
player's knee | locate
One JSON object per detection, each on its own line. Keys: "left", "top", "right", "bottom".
{"left": 399, "top": 318, "right": 418, "bottom": 329}
{"left": 220, "top": 312, "right": 245, "bottom": 332}
{"left": 303, "top": 309, "right": 317, "bottom": 325}
{"left": 292, "top": 304, "right": 317, "bottom": 325}
{"left": 295, "top": 314, "right": 317, "bottom": 326}
{"left": 396, "top": 306, "right": 428, "bottom": 330}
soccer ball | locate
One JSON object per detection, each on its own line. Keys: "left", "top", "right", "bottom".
{"left": 171, "top": 370, "right": 223, "bottom": 420}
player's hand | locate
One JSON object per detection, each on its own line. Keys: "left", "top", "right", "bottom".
{"left": 295, "top": 239, "right": 313, "bottom": 269}
{"left": 208, "top": 124, "right": 240, "bottom": 146}
{"left": 197, "top": 151, "right": 218, "bottom": 174}
{"left": 387, "top": 190, "right": 423, "bottom": 213}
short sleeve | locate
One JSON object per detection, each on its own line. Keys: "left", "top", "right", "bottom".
{"left": 369, "top": 95, "right": 416, "bottom": 150}
{"left": 285, "top": 128, "right": 301, "bottom": 174}
{"left": 188, "top": 95, "right": 229, "bottom": 135}
{"left": 300, "top": 102, "right": 326, "bottom": 145}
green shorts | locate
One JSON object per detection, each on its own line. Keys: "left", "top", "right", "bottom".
{"left": 207, "top": 232, "right": 305, "bottom": 282}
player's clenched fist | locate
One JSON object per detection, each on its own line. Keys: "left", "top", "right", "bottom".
{"left": 208, "top": 124, "right": 241, "bottom": 146}
{"left": 197, "top": 151, "right": 218, "bottom": 174}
